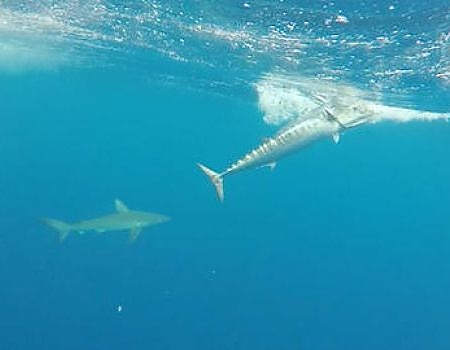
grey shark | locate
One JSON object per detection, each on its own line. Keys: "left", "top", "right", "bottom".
{"left": 198, "top": 101, "right": 449, "bottom": 201}
{"left": 42, "top": 199, "right": 170, "bottom": 242}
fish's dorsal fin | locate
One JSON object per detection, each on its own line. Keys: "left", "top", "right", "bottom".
{"left": 115, "top": 199, "right": 129, "bottom": 213}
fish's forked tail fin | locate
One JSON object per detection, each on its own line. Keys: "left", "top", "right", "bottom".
{"left": 197, "top": 163, "right": 224, "bottom": 202}
{"left": 41, "top": 218, "right": 72, "bottom": 242}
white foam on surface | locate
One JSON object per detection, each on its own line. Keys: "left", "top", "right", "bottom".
{"left": 255, "top": 73, "right": 449, "bottom": 127}
{"left": 0, "top": 7, "right": 96, "bottom": 72}
{"left": 0, "top": 1, "right": 448, "bottom": 107}
{"left": 255, "top": 78, "right": 320, "bottom": 126}
{"left": 369, "top": 104, "right": 450, "bottom": 124}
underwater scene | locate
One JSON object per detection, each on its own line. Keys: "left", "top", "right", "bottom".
{"left": 0, "top": 1, "right": 449, "bottom": 349}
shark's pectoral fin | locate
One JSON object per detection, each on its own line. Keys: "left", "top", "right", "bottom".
{"left": 332, "top": 133, "right": 340, "bottom": 144}
{"left": 59, "top": 231, "right": 69, "bottom": 243}
{"left": 115, "top": 199, "right": 129, "bottom": 213}
{"left": 129, "top": 226, "right": 142, "bottom": 243}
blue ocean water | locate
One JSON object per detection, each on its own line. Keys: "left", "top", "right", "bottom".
{"left": 0, "top": 2, "right": 449, "bottom": 349}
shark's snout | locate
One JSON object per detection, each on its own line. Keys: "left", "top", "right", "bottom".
{"left": 159, "top": 215, "right": 171, "bottom": 223}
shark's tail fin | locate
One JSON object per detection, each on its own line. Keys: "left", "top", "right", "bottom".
{"left": 41, "top": 218, "right": 72, "bottom": 242}
{"left": 197, "top": 163, "right": 224, "bottom": 202}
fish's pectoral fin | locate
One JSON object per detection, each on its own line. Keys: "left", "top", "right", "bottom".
{"left": 260, "top": 162, "right": 276, "bottom": 171}
{"left": 128, "top": 226, "right": 142, "bottom": 243}
{"left": 332, "top": 133, "right": 340, "bottom": 144}
{"left": 115, "top": 199, "right": 129, "bottom": 213}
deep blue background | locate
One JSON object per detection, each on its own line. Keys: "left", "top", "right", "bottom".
{"left": 0, "top": 68, "right": 449, "bottom": 350}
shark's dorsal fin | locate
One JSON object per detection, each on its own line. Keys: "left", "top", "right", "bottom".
{"left": 115, "top": 199, "right": 129, "bottom": 213}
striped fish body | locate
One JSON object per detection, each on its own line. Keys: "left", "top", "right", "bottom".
{"left": 223, "top": 117, "right": 340, "bottom": 176}
{"left": 198, "top": 97, "right": 449, "bottom": 202}
{"left": 198, "top": 117, "right": 341, "bottom": 201}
